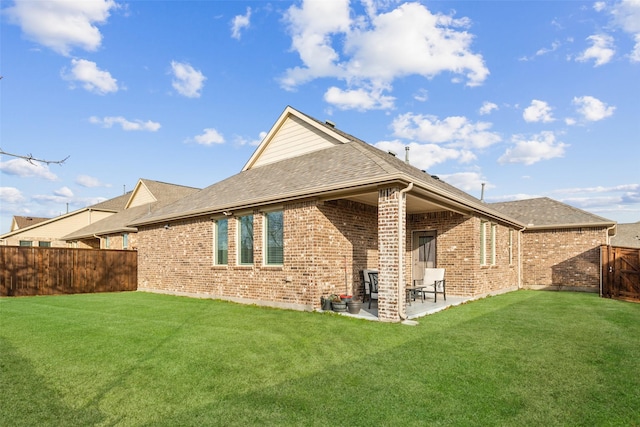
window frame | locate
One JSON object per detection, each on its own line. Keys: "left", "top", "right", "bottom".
{"left": 263, "top": 210, "right": 283, "bottom": 266}
{"left": 490, "top": 223, "right": 497, "bottom": 266}
{"left": 480, "top": 221, "right": 487, "bottom": 265}
{"left": 213, "top": 218, "right": 229, "bottom": 266}
{"left": 237, "top": 214, "right": 254, "bottom": 265}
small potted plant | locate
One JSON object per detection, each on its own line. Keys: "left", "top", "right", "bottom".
{"left": 346, "top": 298, "right": 362, "bottom": 314}
{"left": 340, "top": 294, "right": 353, "bottom": 303}
{"left": 331, "top": 294, "right": 347, "bottom": 312}
{"left": 320, "top": 296, "right": 332, "bottom": 311}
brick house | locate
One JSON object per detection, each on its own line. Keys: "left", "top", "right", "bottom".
{"left": 63, "top": 179, "right": 199, "bottom": 250}
{"left": 491, "top": 197, "right": 616, "bottom": 292}
{"left": 131, "top": 106, "right": 562, "bottom": 322}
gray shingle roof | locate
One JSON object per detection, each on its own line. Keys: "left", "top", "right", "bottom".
{"left": 490, "top": 197, "right": 615, "bottom": 228}
{"left": 13, "top": 216, "right": 50, "bottom": 229}
{"left": 89, "top": 192, "right": 132, "bottom": 211}
{"left": 64, "top": 179, "right": 199, "bottom": 240}
{"left": 131, "top": 129, "right": 519, "bottom": 227}
{"left": 610, "top": 222, "right": 640, "bottom": 248}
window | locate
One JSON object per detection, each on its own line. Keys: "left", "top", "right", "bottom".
{"left": 19, "top": 240, "right": 33, "bottom": 247}
{"left": 264, "top": 211, "right": 283, "bottom": 265}
{"left": 238, "top": 215, "right": 253, "bottom": 265}
{"left": 39, "top": 241, "right": 51, "bottom": 248}
{"left": 123, "top": 233, "right": 129, "bottom": 249}
{"left": 491, "top": 224, "right": 497, "bottom": 265}
{"left": 104, "top": 236, "right": 110, "bottom": 249}
{"left": 508, "top": 229, "right": 514, "bottom": 265}
{"left": 214, "top": 219, "right": 228, "bottom": 265}
{"left": 480, "top": 221, "right": 486, "bottom": 265}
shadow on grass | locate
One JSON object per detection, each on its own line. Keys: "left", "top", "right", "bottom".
{"left": 0, "top": 337, "right": 105, "bottom": 427}
{"left": 140, "top": 292, "right": 640, "bottom": 427}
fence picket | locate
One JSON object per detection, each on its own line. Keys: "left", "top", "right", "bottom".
{"left": 0, "top": 246, "right": 137, "bottom": 297}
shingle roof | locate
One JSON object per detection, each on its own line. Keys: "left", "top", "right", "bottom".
{"left": 131, "top": 121, "right": 520, "bottom": 227}
{"left": 610, "top": 222, "right": 640, "bottom": 248}
{"left": 89, "top": 192, "right": 132, "bottom": 211}
{"left": 64, "top": 179, "right": 200, "bottom": 240}
{"left": 13, "top": 216, "right": 50, "bottom": 229}
{"left": 490, "top": 197, "right": 615, "bottom": 228}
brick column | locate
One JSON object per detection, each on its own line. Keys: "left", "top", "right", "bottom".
{"left": 377, "top": 186, "right": 404, "bottom": 321}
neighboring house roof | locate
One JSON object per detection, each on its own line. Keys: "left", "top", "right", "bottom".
{"left": 63, "top": 179, "right": 200, "bottom": 240}
{"left": 132, "top": 106, "right": 524, "bottom": 228}
{"left": 490, "top": 197, "right": 616, "bottom": 229}
{"left": 0, "top": 193, "right": 131, "bottom": 240}
{"left": 610, "top": 222, "right": 640, "bottom": 248}
{"left": 11, "top": 216, "right": 50, "bottom": 231}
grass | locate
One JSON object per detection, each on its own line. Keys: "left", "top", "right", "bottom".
{"left": 1, "top": 290, "right": 639, "bottom": 426}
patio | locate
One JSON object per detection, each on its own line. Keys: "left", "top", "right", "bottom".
{"left": 326, "top": 294, "right": 474, "bottom": 321}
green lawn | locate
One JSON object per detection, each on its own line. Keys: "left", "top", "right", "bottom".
{"left": 1, "top": 290, "right": 639, "bottom": 426}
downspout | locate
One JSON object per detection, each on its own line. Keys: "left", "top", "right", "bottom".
{"left": 601, "top": 224, "right": 617, "bottom": 297}
{"left": 517, "top": 225, "right": 526, "bottom": 289}
{"left": 398, "top": 182, "right": 414, "bottom": 321}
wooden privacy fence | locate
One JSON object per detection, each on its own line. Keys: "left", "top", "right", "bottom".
{"left": 0, "top": 246, "right": 137, "bottom": 297}
{"left": 601, "top": 245, "right": 640, "bottom": 302}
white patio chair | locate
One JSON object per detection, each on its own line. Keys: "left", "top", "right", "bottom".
{"left": 416, "top": 268, "right": 446, "bottom": 303}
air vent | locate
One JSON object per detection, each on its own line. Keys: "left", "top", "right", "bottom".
{"left": 325, "top": 120, "right": 335, "bottom": 128}
{"left": 431, "top": 175, "right": 440, "bottom": 180}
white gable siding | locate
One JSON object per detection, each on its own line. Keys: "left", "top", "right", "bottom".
{"left": 128, "top": 184, "right": 156, "bottom": 208}
{"left": 251, "top": 115, "right": 341, "bottom": 168}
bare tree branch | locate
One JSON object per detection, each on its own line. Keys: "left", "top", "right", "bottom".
{"left": 0, "top": 148, "right": 70, "bottom": 165}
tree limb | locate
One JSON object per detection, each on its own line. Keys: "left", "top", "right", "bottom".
{"left": 0, "top": 148, "right": 70, "bottom": 165}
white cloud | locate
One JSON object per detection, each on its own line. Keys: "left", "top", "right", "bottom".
{"left": 498, "top": 131, "right": 568, "bottom": 165}
{"left": 565, "top": 117, "right": 577, "bottom": 126}
{"left": 186, "top": 128, "right": 225, "bottom": 145}
{"left": 374, "top": 140, "right": 474, "bottom": 171}
{"left": 610, "top": 0, "right": 640, "bottom": 61}
{"left": 0, "top": 187, "right": 26, "bottom": 204}
{"left": 413, "top": 88, "right": 429, "bottom": 102}
{"left": 0, "top": 159, "right": 58, "bottom": 180}
{"left": 554, "top": 183, "right": 639, "bottom": 194}
{"left": 324, "top": 86, "right": 395, "bottom": 111}
{"left": 594, "top": 2, "right": 607, "bottom": 12}
{"left": 62, "top": 59, "right": 118, "bottom": 94}
{"left": 170, "top": 61, "right": 206, "bottom": 98}
{"left": 281, "top": 1, "right": 488, "bottom": 110}
{"left": 391, "top": 113, "right": 501, "bottom": 149}
{"left": 89, "top": 116, "right": 161, "bottom": 131}
{"left": 523, "top": 100, "right": 555, "bottom": 123}
{"left": 234, "top": 131, "right": 267, "bottom": 147}
{"left": 231, "top": 7, "right": 251, "bottom": 40}
{"left": 54, "top": 186, "right": 74, "bottom": 198}
{"left": 576, "top": 34, "right": 615, "bottom": 66}
{"left": 572, "top": 96, "right": 615, "bottom": 121}
{"left": 4, "top": 0, "right": 117, "bottom": 56}
{"left": 76, "top": 175, "right": 109, "bottom": 188}
{"left": 479, "top": 101, "right": 498, "bottom": 116}
{"left": 437, "top": 172, "right": 491, "bottom": 194}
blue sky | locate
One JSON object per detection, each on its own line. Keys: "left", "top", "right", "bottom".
{"left": 1, "top": 0, "right": 639, "bottom": 234}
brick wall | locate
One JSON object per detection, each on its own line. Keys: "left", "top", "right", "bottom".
{"left": 136, "top": 197, "right": 523, "bottom": 316}
{"left": 408, "top": 212, "right": 520, "bottom": 297}
{"left": 521, "top": 227, "right": 607, "bottom": 291}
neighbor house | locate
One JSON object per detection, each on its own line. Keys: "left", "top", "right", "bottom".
{"left": 609, "top": 222, "right": 640, "bottom": 248}
{"left": 490, "top": 197, "right": 616, "bottom": 292}
{"left": 0, "top": 194, "right": 130, "bottom": 248}
{"left": 63, "top": 179, "right": 200, "bottom": 250}
{"left": 130, "top": 106, "right": 592, "bottom": 322}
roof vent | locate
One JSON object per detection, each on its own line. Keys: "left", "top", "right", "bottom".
{"left": 388, "top": 150, "right": 396, "bottom": 157}
{"left": 325, "top": 120, "right": 335, "bottom": 128}
{"left": 431, "top": 175, "right": 440, "bottom": 180}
